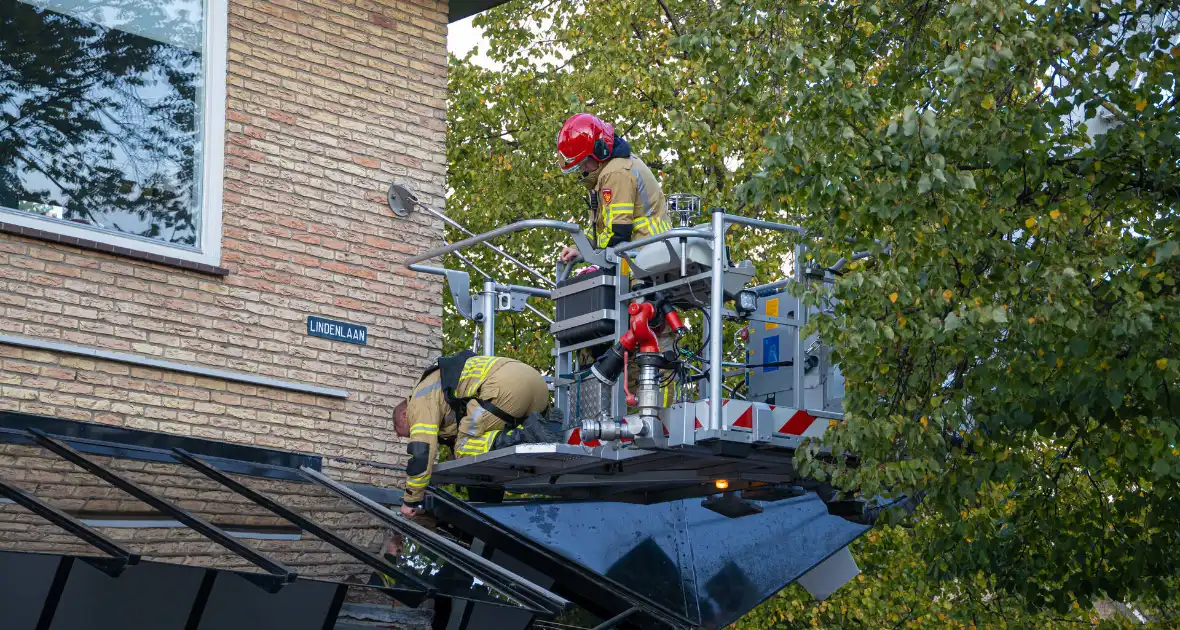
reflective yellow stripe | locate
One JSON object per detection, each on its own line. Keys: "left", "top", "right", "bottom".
{"left": 601, "top": 203, "right": 632, "bottom": 248}
{"left": 608, "top": 207, "right": 633, "bottom": 231}
{"left": 460, "top": 356, "right": 498, "bottom": 381}
{"left": 633, "top": 216, "right": 669, "bottom": 237}
{"left": 406, "top": 477, "right": 430, "bottom": 488}
{"left": 409, "top": 423, "right": 438, "bottom": 435}
{"left": 457, "top": 433, "right": 495, "bottom": 456}
{"left": 598, "top": 209, "right": 667, "bottom": 247}
{"left": 457, "top": 440, "right": 487, "bottom": 452}
{"left": 458, "top": 356, "right": 500, "bottom": 397}
{"left": 483, "top": 430, "right": 500, "bottom": 449}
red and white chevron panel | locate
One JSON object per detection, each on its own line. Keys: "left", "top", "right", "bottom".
{"left": 694, "top": 399, "right": 756, "bottom": 431}
{"left": 563, "top": 399, "right": 827, "bottom": 446}
{"left": 770, "top": 406, "right": 825, "bottom": 439}
{"left": 564, "top": 427, "right": 637, "bottom": 447}
{"left": 565, "top": 427, "right": 602, "bottom": 448}
{"left": 691, "top": 400, "right": 827, "bottom": 439}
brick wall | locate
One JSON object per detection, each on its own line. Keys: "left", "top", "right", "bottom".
{"left": 0, "top": 0, "right": 450, "bottom": 486}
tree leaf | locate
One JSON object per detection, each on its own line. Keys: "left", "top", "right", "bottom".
{"left": 903, "top": 106, "right": 917, "bottom": 136}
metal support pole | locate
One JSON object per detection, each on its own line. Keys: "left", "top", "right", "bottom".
{"left": 821, "top": 269, "right": 834, "bottom": 412}
{"left": 497, "top": 283, "right": 552, "bottom": 299}
{"left": 794, "top": 244, "right": 806, "bottom": 411}
{"left": 416, "top": 204, "right": 556, "bottom": 287}
{"left": 750, "top": 278, "right": 792, "bottom": 297}
{"left": 412, "top": 257, "right": 553, "bottom": 326}
{"left": 405, "top": 219, "right": 600, "bottom": 269}
{"left": 608, "top": 228, "right": 711, "bottom": 258}
{"left": 28, "top": 429, "right": 296, "bottom": 591}
{"left": 554, "top": 264, "right": 569, "bottom": 427}
{"left": 0, "top": 477, "right": 140, "bottom": 576}
{"left": 724, "top": 214, "right": 806, "bottom": 234}
{"left": 481, "top": 280, "right": 496, "bottom": 355}
{"left": 708, "top": 210, "right": 726, "bottom": 432}
{"left": 611, "top": 263, "right": 628, "bottom": 419}
{"left": 298, "top": 467, "right": 570, "bottom": 616}
{"left": 590, "top": 607, "right": 639, "bottom": 630}
{"left": 171, "top": 449, "right": 434, "bottom": 595}
{"left": 455, "top": 252, "right": 553, "bottom": 326}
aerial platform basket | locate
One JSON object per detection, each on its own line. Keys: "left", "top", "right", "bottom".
{"left": 402, "top": 206, "right": 854, "bottom": 496}
{"left": 432, "top": 396, "right": 835, "bottom": 503}
{"left": 393, "top": 183, "right": 878, "bottom": 627}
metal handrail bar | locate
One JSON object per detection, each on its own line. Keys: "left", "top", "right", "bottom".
{"left": 725, "top": 215, "right": 806, "bottom": 235}
{"left": 607, "top": 228, "right": 711, "bottom": 257}
{"left": 405, "top": 219, "right": 585, "bottom": 267}
{"left": 708, "top": 212, "right": 808, "bottom": 431}
{"left": 416, "top": 205, "right": 556, "bottom": 288}
{"left": 409, "top": 262, "right": 554, "bottom": 325}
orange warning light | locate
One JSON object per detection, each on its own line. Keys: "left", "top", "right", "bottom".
{"left": 714, "top": 479, "right": 730, "bottom": 490}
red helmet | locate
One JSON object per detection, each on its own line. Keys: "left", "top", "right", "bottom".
{"left": 556, "top": 113, "right": 613, "bottom": 174}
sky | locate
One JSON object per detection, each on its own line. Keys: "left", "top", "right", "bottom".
{"left": 447, "top": 16, "right": 494, "bottom": 67}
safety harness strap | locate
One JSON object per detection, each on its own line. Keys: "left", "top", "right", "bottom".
{"left": 423, "top": 351, "right": 527, "bottom": 426}
{"left": 434, "top": 350, "right": 477, "bottom": 421}
{"left": 475, "top": 398, "right": 523, "bottom": 425}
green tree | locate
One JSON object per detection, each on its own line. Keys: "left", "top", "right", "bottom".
{"left": 446, "top": 0, "right": 1180, "bottom": 621}
{"left": 736, "top": 518, "right": 1178, "bottom": 629}
{"left": 743, "top": 0, "right": 1180, "bottom": 615}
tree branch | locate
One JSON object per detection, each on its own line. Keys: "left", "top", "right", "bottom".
{"left": 655, "top": 0, "right": 682, "bottom": 37}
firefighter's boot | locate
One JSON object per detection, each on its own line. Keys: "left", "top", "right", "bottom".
{"left": 491, "top": 413, "right": 559, "bottom": 449}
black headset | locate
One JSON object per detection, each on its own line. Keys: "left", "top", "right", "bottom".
{"left": 592, "top": 136, "right": 611, "bottom": 161}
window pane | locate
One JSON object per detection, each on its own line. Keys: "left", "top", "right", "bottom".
{"left": 0, "top": 0, "right": 206, "bottom": 248}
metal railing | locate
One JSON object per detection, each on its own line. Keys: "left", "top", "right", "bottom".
{"left": 403, "top": 208, "right": 837, "bottom": 435}
{"left": 406, "top": 219, "right": 597, "bottom": 353}
{"left": 405, "top": 219, "right": 598, "bottom": 268}
{"left": 706, "top": 210, "right": 807, "bottom": 431}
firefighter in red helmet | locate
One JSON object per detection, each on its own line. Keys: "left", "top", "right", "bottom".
{"left": 556, "top": 114, "right": 678, "bottom": 408}
{"left": 556, "top": 113, "right": 671, "bottom": 264}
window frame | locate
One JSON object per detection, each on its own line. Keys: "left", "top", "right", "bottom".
{"left": 0, "top": 0, "right": 229, "bottom": 267}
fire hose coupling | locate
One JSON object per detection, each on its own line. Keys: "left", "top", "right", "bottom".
{"left": 590, "top": 343, "right": 626, "bottom": 385}
{"left": 589, "top": 295, "right": 687, "bottom": 385}
{"left": 580, "top": 414, "right": 647, "bottom": 442}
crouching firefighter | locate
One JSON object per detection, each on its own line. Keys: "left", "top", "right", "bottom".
{"left": 393, "top": 351, "right": 557, "bottom": 517}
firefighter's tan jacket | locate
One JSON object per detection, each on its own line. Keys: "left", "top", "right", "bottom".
{"left": 402, "top": 357, "right": 548, "bottom": 505}
{"left": 583, "top": 156, "right": 671, "bottom": 249}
